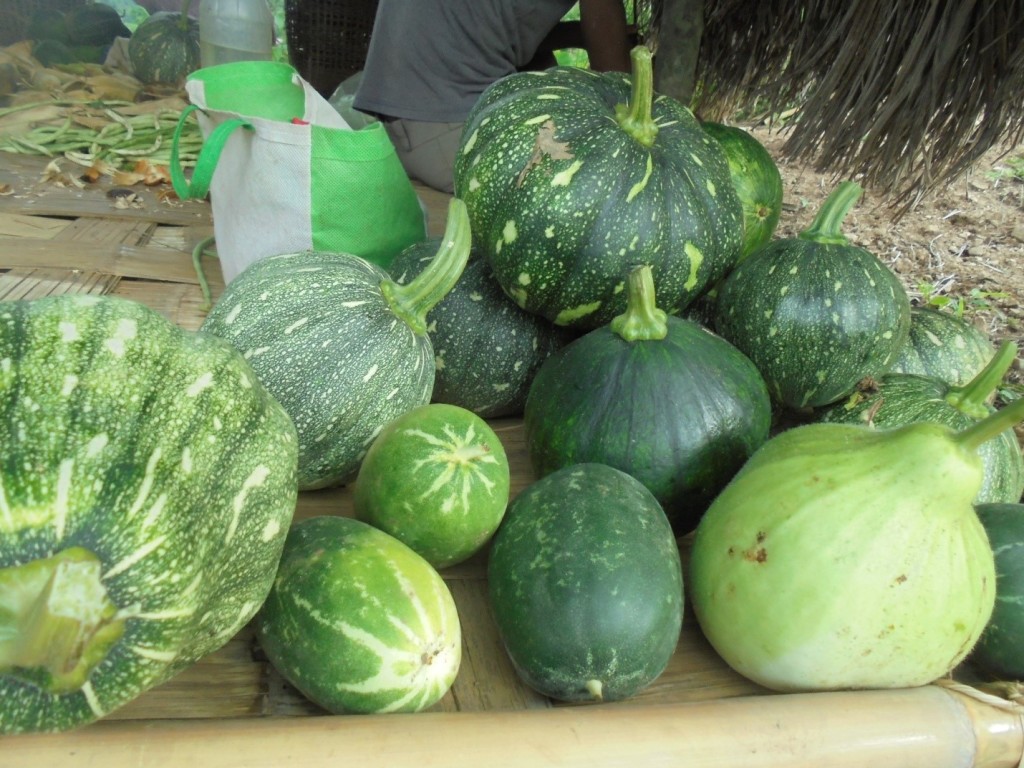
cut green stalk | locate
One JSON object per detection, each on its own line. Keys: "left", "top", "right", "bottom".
{"left": 614, "top": 45, "right": 659, "bottom": 147}
{"left": 946, "top": 340, "right": 1019, "bottom": 419}
{"left": 799, "top": 181, "right": 863, "bottom": 245}
{"left": 610, "top": 264, "right": 668, "bottom": 341}
{"left": 956, "top": 396, "right": 1024, "bottom": 454}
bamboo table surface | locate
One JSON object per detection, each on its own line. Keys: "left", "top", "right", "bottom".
{"left": 1, "top": 153, "right": 1021, "bottom": 767}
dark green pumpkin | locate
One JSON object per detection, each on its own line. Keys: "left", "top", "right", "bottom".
{"left": 65, "top": 3, "right": 131, "bottom": 46}
{"left": 524, "top": 265, "right": 772, "bottom": 534}
{"left": 818, "top": 341, "right": 1024, "bottom": 504}
{"left": 454, "top": 45, "right": 743, "bottom": 330}
{"left": 713, "top": 181, "right": 911, "bottom": 410}
{"left": 969, "top": 502, "right": 1024, "bottom": 680}
{"left": 890, "top": 307, "right": 995, "bottom": 386}
{"left": 389, "top": 241, "right": 574, "bottom": 418}
{"left": 488, "top": 463, "right": 683, "bottom": 703}
{"left": 700, "top": 121, "right": 783, "bottom": 261}
{"left": 128, "top": 10, "right": 199, "bottom": 86}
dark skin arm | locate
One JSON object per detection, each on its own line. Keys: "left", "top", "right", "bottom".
{"left": 525, "top": 0, "right": 635, "bottom": 72}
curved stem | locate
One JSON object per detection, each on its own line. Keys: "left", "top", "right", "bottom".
{"left": 798, "top": 181, "right": 863, "bottom": 245}
{"left": 614, "top": 46, "right": 658, "bottom": 147}
{"left": 954, "top": 397, "right": 1024, "bottom": 454}
{"left": 946, "top": 340, "right": 1018, "bottom": 419}
{"left": 180, "top": 0, "right": 193, "bottom": 29}
{"left": 610, "top": 264, "right": 668, "bottom": 341}
{"left": 379, "top": 198, "right": 471, "bottom": 337}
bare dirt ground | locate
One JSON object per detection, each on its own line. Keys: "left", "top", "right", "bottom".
{"left": 747, "top": 125, "right": 1024, "bottom": 402}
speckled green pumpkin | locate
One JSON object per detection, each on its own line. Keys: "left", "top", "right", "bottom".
{"left": 488, "top": 463, "right": 683, "bottom": 703}
{"left": 454, "top": 45, "right": 743, "bottom": 330}
{"left": 128, "top": 11, "right": 199, "bottom": 86}
{"left": 389, "top": 241, "right": 574, "bottom": 418}
{"left": 200, "top": 200, "right": 471, "bottom": 490}
{"left": 524, "top": 266, "right": 772, "bottom": 534}
{"left": 819, "top": 341, "right": 1024, "bottom": 504}
{"left": 890, "top": 307, "right": 995, "bottom": 386}
{"left": 714, "top": 181, "right": 911, "bottom": 410}
{"left": 0, "top": 295, "right": 298, "bottom": 734}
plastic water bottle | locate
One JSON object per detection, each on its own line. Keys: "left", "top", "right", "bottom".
{"left": 199, "top": 0, "right": 274, "bottom": 68}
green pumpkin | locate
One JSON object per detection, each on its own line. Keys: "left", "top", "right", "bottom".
{"left": 0, "top": 295, "right": 298, "bottom": 734}
{"left": 818, "top": 341, "right": 1024, "bottom": 504}
{"left": 454, "top": 45, "right": 743, "bottom": 330}
{"left": 200, "top": 200, "right": 471, "bottom": 490}
{"left": 890, "top": 307, "right": 996, "bottom": 386}
{"left": 128, "top": 10, "right": 199, "bottom": 86}
{"left": 389, "top": 241, "right": 574, "bottom": 418}
{"left": 714, "top": 181, "right": 912, "bottom": 410}
{"left": 524, "top": 265, "right": 771, "bottom": 534}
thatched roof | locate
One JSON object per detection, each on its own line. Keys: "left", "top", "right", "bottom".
{"left": 690, "top": 0, "right": 1024, "bottom": 212}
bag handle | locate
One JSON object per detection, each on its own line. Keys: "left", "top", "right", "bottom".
{"left": 171, "top": 104, "right": 254, "bottom": 200}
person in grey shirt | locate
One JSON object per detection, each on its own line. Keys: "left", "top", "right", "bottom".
{"left": 353, "top": 0, "right": 632, "bottom": 193}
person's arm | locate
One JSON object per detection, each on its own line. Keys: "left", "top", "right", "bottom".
{"left": 578, "top": 0, "right": 632, "bottom": 72}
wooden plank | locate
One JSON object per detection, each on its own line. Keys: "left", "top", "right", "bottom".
{"left": 0, "top": 212, "right": 69, "bottom": 239}
{"left": 0, "top": 268, "right": 120, "bottom": 300}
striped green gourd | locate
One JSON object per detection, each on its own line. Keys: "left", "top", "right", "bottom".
{"left": 255, "top": 516, "right": 461, "bottom": 714}
{"left": 818, "top": 340, "right": 1024, "bottom": 504}
{"left": 201, "top": 199, "right": 471, "bottom": 490}
{"left": 454, "top": 45, "right": 743, "bottom": 330}
{"left": 388, "top": 242, "right": 574, "bottom": 418}
{"left": 0, "top": 295, "right": 298, "bottom": 734}
{"left": 353, "top": 403, "right": 510, "bottom": 569}
{"left": 714, "top": 181, "right": 912, "bottom": 410}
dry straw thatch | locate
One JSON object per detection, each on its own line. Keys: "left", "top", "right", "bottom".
{"left": 692, "top": 0, "right": 1024, "bottom": 212}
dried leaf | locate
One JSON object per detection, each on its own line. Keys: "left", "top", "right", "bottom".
{"left": 112, "top": 169, "right": 147, "bottom": 186}
{"left": 113, "top": 193, "right": 144, "bottom": 209}
{"left": 42, "top": 159, "right": 85, "bottom": 189}
{"left": 516, "top": 120, "right": 574, "bottom": 187}
{"left": 0, "top": 184, "right": 14, "bottom": 196}
{"left": 133, "top": 160, "right": 172, "bottom": 185}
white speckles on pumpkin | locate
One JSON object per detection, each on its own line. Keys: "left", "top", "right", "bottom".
{"left": 518, "top": 273, "right": 532, "bottom": 286}
{"left": 768, "top": 264, "right": 777, "bottom": 275}
{"left": 59, "top": 321, "right": 80, "bottom": 343}
{"left": 834, "top": 281, "right": 843, "bottom": 292}
{"left": 612, "top": 281, "right": 626, "bottom": 295}
{"left": 103, "top": 535, "right": 168, "bottom": 580}
{"left": 706, "top": 179, "right": 717, "bottom": 196}
{"left": 224, "top": 304, "right": 243, "bottom": 324}
{"left": 181, "top": 446, "right": 193, "bottom": 473}
{"left": 552, "top": 160, "right": 583, "bottom": 187}
{"left": 882, "top": 330, "right": 894, "bottom": 339}
{"left": 86, "top": 434, "right": 108, "bottom": 458}
{"left": 780, "top": 285, "right": 789, "bottom": 296}
{"left": 284, "top": 318, "right": 309, "bottom": 335}
{"left": 525, "top": 113, "right": 552, "bottom": 126}
{"left": 469, "top": 291, "right": 483, "bottom": 302}
{"left": 468, "top": 177, "right": 481, "bottom": 192}
{"left": 555, "top": 301, "right": 601, "bottom": 325}
{"left": 503, "top": 220, "right": 518, "bottom": 244}
{"left": 689, "top": 153, "right": 704, "bottom": 166}
{"left": 789, "top": 265, "right": 799, "bottom": 275}
{"left": 363, "top": 364, "right": 379, "bottom": 383}
{"left": 627, "top": 155, "right": 653, "bottom": 201}
{"left": 104, "top": 318, "right": 137, "bottom": 357}
{"left": 261, "top": 519, "right": 282, "bottom": 542}
{"left": 683, "top": 243, "right": 703, "bottom": 290}
{"left": 186, "top": 371, "right": 215, "bottom": 397}
{"left": 763, "top": 309, "right": 773, "bottom": 320}
{"left": 226, "top": 465, "right": 272, "bottom": 543}
{"left": 61, "top": 374, "right": 78, "bottom": 397}
{"left": 768, "top": 326, "right": 779, "bottom": 337}
{"left": 824, "top": 298, "right": 833, "bottom": 307}
{"left": 461, "top": 129, "right": 478, "bottom": 154}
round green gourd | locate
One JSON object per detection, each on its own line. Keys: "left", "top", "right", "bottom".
{"left": 818, "top": 340, "right": 1024, "bottom": 504}
{"left": 255, "top": 516, "right": 461, "bottom": 714}
{"left": 454, "top": 45, "right": 743, "bottom": 330}
{"left": 353, "top": 403, "right": 510, "bottom": 569}
{"left": 969, "top": 503, "right": 1024, "bottom": 680}
{"left": 689, "top": 400, "right": 1024, "bottom": 692}
{"left": 713, "top": 181, "right": 911, "bottom": 410}
{"left": 488, "top": 463, "right": 683, "bottom": 703}
{"left": 65, "top": 3, "right": 131, "bottom": 46}
{"left": 128, "top": 9, "right": 199, "bottom": 86}
{"left": 890, "top": 306, "right": 996, "bottom": 386}
{"left": 0, "top": 294, "right": 298, "bottom": 734}
{"left": 201, "top": 200, "right": 471, "bottom": 490}
{"left": 524, "top": 265, "right": 771, "bottom": 534}
{"left": 389, "top": 241, "right": 574, "bottom": 418}
{"left": 700, "top": 121, "right": 783, "bottom": 261}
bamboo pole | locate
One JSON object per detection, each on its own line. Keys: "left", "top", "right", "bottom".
{"left": 2, "top": 685, "right": 1021, "bottom": 768}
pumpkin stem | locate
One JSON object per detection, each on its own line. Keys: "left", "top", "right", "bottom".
{"left": 610, "top": 265, "right": 668, "bottom": 341}
{"left": 945, "top": 340, "right": 1018, "bottom": 419}
{"left": 614, "top": 45, "right": 658, "bottom": 147}
{"left": 954, "top": 396, "right": 1024, "bottom": 454}
{"left": 179, "top": 0, "right": 193, "bottom": 30}
{"left": 379, "top": 199, "right": 471, "bottom": 337}
{"left": 0, "top": 548, "right": 125, "bottom": 695}
{"left": 798, "top": 181, "right": 863, "bottom": 245}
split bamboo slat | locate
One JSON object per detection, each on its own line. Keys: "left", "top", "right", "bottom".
{"left": 0, "top": 153, "right": 1021, "bottom": 767}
